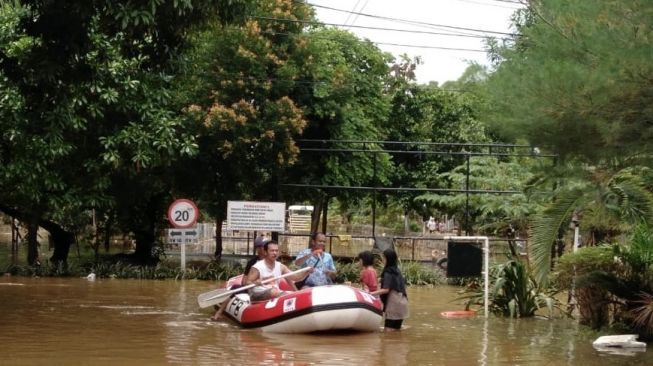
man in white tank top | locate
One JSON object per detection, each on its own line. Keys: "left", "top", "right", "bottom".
{"left": 247, "top": 241, "right": 312, "bottom": 301}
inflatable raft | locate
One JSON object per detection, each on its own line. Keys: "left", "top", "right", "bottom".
{"left": 221, "top": 283, "right": 383, "bottom": 333}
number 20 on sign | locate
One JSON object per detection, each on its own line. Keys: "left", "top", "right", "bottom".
{"left": 167, "top": 199, "right": 199, "bottom": 228}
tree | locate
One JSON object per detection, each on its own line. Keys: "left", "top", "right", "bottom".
{"left": 384, "top": 78, "right": 491, "bottom": 233}
{"left": 529, "top": 165, "right": 653, "bottom": 285}
{"left": 417, "top": 156, "right": 541, "bottom": 236}
{"left": 0, "top": 1, "right": 252, "bottom": 265}
{"left": 173, "top": 0, "right": 311, "bottom": 259}
{"left": 485, "top": 0, "right": 653, "bottom": 163}
{"left": 282, "top": 27, "right": 394, "bottom": 233}
{"left": 482, "top": 0, "right": 653, "bottom": 284}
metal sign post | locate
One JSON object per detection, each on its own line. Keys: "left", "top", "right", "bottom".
{"left": 168, "top": 199, "right": 200, "bottom": 271}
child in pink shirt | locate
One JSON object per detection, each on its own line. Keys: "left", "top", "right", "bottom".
{"left": 358, "top": 250, "right": 378, "bottom": 292}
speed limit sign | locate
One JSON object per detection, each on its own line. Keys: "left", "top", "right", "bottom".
{"left": 167, "top": 199, "right": 199, "bottom": 228}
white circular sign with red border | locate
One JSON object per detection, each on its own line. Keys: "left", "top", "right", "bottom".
{"left": 167, "top": 199, "right": 199, "bottom": 228}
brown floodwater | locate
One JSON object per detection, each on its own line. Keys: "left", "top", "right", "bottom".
{"left": 0, "top": 276, "right": 650, "bottom": 365}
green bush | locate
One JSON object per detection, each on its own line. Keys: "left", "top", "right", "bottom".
{"left": 553, "top": 245, "right": 618, "bottom": 289}
{"left": 460, "top": 258, "right": 563, "bottom": 318}
{"left": 3, "top": 259, "right": 241, "bottom": 280}
{"left": 335, "top": 259, "right": 445, "bottom": 286}
{"left": 553, "top": 224, "right": 653, "bottom": 337}
{"left": 3, "top": 254, "right": 444, "bottom": 286}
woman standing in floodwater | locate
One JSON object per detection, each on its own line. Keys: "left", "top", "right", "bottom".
{"left": 371, "top": 249, "right": 409, "bottom": 332}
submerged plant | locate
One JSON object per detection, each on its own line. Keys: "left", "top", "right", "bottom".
{"left": 461, "top": 255, "right": 563, "bottom": 318}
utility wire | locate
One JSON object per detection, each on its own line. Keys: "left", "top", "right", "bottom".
{"left": 342, "top": 0, "right": 362, "bottom": 26}
{"left": 346, "top": 0, "right": 370, "bottom": 27}
{"left": 301, "top": 3, "right": 517, "bottom": 36}
{"left": 448, "top": 0, "right": 523, "bottom": 9}
{"left": 374, "top": 41, "right": 486, "bottom": 52}
{"left": 262, "top": 30, "right": 486, "bottom": 51}
{"left": 252, "top": 16, "right": 514, "bottom": 38}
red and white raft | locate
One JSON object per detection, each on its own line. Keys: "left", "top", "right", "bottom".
{"left": 221, "top": 282, "right": 383, "bottom": 333}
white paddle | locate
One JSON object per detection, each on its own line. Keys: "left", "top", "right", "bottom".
{"left": 197, "top": 267, "right": 311, "bottom": 309}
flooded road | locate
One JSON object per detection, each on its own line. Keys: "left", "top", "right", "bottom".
{"left": 0, "top": 277, "right": 649, "bottom": 365}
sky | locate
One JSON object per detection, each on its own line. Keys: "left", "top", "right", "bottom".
{"left": 307, "top": 0, "right": 524, "bottom": 84}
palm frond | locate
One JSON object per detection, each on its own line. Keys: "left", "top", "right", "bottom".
{"left": 530, "top": 189, "right": 585, "bottom": 286}
{"left": 608, "top": 172, "right": 653, "bottom": 225}
{"left": 631, "top": 292, "right": 653, "bottom": 333}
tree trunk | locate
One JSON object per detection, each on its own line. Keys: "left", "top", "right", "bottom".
{"left": 26, "top": 218, "right": 39, "bottom": 266}
{"left": 131, "top": 194, "right": 166, "bottom": 265}
{"left": 49, "top": 226, "right": 74, "bottom": 267}
{"left": 133, "top": 228, "right": 156, "bottom": 264}
{"left": 103, "top": 212, "right": 115, "bottom": 253}
{"left": 321, "top": 197, "right": 329, "bottom": 234}
{"left": 0, "top": 205, "right": 41, "bottom": 265}
{"left": 214, "top": 215, "right": 224, "bottom": 261}
{"left": 36, "top": 217, "right": 76, "bottom": 268}
{"left": 310, "top": 196, "right": 324, "bottom": 234}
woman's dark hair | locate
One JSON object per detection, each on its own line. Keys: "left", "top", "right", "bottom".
{"left": 358, "top": 250, "right": 374, "bottom": 266}
{"left": 383, "top": 249, "right": 399, "bottom": 268}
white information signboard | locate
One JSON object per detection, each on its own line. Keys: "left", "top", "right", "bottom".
{"left": 227, "top": 201, "right": 286, "bottom": 231}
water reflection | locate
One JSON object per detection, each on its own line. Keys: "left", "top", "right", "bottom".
{"left": 256, "top": 331, "right": 387, "bottom": 366}
{"left": 0, "top": 278, "right": 651, "bottom": 365}
{"left": 480, "top": 318, "right": 488, "bottom": 366}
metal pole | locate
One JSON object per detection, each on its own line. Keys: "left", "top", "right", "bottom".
{"left": 573, "top": 222, "right": 580, "bottom": 252}
{"left": 465, "top": 154, "right": 470, "bottom": 235}
{"left": 411, "top": 238, "right": 415, "bottom": 261}
{"left": 372, "top": 153, "right": 377, "bottom": 237}
{"left": 11, "top": 217, "right": 17, "bottom": 265}
{"left": 569, "top": 214, "right": 580, "bottom": 313}
{"left": 322, "top": 198, "right": 328, "bottom": 234}
{"left": 484, "top": 237, "right": 489, "bottom": 317}
{"left": 180, "top": 241, "right": 186, "bottom": 271}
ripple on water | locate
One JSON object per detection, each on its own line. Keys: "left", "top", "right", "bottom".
{"left": 121, "top": 310, "right": 182, "bottom": 315}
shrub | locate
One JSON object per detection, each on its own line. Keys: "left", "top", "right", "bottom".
{"left": 461, "top": 258, "right": 564, "bottom": 318}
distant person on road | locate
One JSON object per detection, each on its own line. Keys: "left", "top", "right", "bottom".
{"left": 294, "top": 232, "right": 336, "bottom": 288}
{"left": 427, "top": 217, "right": 437, "bottom": 234}
{"left": 247, "top": 241, "right": 313, "bottom": 301}
{"left": 357, "top": 250, "right": 378, "bottom": 292}
{"left": 370, "top": 249, "right": 409, "bottom": 332}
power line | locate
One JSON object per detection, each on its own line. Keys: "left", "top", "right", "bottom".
{"left": 301, "top": 3, "right": 516, "bottom": 36}
{"left": 346, "top": 0, "right": 370, "bottom": 27}
{"left": 487, "top": 0, "right": 523, "bottom": 4}
{"left": 283, "top": 183, "right": 522, "bottom": 195}
{"left": 252, "top": 16, "right": 513, "bottom": 39}
{"left": 342, "top": 0, "right": 362, "bottom": 26}
{"left": 448, "top": 0, "right": 523, "bottom": 9}
{"left": 269, "top": 24, "right": 493, "bottom": 40}
{"left": 262, "top": 30, "right": 486, "bottom": 52}
{"left": 374, "top": 41, "right": 486, "bottom": 52}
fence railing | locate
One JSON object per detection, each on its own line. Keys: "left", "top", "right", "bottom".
{"left": 163, "top": 231, "right": 527, "bottom": 264}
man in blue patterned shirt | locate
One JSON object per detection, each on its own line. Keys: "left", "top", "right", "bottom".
{"left": 294, "top": 232, "right": 337, "bottom": 288}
